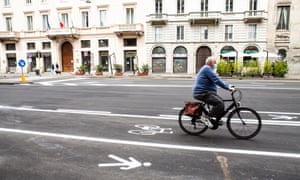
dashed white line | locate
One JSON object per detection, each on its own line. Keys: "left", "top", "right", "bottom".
{"left": 0, "top": 105, "right": 299, "bottom": 127}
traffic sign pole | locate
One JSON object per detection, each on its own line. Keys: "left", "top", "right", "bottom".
{"left": 18, "top": 59, "right": 26, "bottom": 83}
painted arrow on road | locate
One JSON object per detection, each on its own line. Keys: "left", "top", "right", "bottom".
{"left": 98, "top": 154, "right": 151, "bottom": 170}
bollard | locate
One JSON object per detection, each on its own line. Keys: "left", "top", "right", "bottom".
{"left": 21, "top": 75, "right": 26, "bottom": 83}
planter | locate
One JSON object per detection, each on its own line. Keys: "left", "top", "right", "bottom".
{"left": 138, "top": 72, "right": 148, "bottom": 76}
{"left": 115, "top": 72, "right": 123, "bottom": 76}
{"left": 95, "top": 72, "right": 103, "bottom": 76}
{"left": 76, "top": 70, "right": 85, "bottom": 75}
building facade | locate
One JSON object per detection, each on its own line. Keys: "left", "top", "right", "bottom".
{"left": 145, "top": 0, "right": 269, "bottom": 74}
{"left": 0, "top": 0, "right": 147, "bottom": 74}
{"left": 0, "top": 0, "right": 299, "bottom": 77}
{"left": 267, "top": 0, "right": 300, "bottom": 78}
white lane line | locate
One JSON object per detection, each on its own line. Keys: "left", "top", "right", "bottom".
{"left": 0, "top": 105, "right": 299, "bottom": 127}
{"left": 64, "top": 83, "right": 78, "bottom": 86}
{"left": 0, "top": 127, "right": 299, "bottom": 159}
{"left": 36, "top": 78, "right": 87, "bottom": 86}
{"left": 88, "top": 84, "right": 191, "bottom": 87}
{"left": 160, "top": 114, "right": 300, "bottom": 126}
{"left": 173, "top": 107, "right": 300, "bottom": 116}
{"left": 41, "top": 77, "right": 87, "bottom": 83}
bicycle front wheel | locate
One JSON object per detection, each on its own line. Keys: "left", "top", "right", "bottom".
{"left": 178, "top": 108, "right": 208, "bottom": 135}
{"left": 227, "top": 107, "right": 262, "bottom": 140}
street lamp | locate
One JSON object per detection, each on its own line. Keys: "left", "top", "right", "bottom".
{"left": 263, "top": 49, "right": 269, "bottom": 61}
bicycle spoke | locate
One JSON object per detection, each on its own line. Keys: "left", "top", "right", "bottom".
{"left": 178, "top": 109, "right": 208, "bottom": 135}
{"left": 227, "top": 107, "right": 262, "bottom": 139}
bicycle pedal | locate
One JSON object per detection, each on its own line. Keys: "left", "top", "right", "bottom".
{"left": 218, "top": 120, "right": 223, "bottom": 126}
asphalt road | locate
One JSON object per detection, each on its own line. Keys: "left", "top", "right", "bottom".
{"left": 0, "top": 77, "right": 299, "bottom": 180}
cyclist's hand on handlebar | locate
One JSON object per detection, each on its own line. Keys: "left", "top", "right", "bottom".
{"left": 229, "top": 85, "right": 235, "bottom": 92}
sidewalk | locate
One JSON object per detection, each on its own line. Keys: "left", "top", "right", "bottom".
{"left": 0, "top": 72, "right": 298, "bottom": 85}
{"left": 0, "top": 72, "right": 75, "bottom": 85}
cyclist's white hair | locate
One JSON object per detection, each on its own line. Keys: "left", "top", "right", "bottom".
{"left": 205, "top": 56, "right": 217, "bottom": 65}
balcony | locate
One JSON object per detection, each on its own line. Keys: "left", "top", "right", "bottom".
{"left": 112, "top": 24, "right": 144, "bottom": 37}
{"left": 275, "top": 31, "right": 290, "bottom": 46}
{"left": 46, "top": 28, "right": 79, "bottom": 40}
{"left": 148, "top": 14, "right": 168, "bottom": 25}
{"left": 243, "top": 10, "right": 266, "bottom": 23}
{"left": 188, "top": 11, "right": 221, "bottom": 25}
{"left": 0, "top": 31, "right": 19, "bottom": 42}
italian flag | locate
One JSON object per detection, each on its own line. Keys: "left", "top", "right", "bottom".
{"left": 58, "top": 15, "right": 64, "bottom": 28}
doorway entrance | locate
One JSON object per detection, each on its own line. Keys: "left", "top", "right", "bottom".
{"left": 61, "top": 42, "right": 74, "bottom": 72}
{"left": 196, "top": 46, "right": 211, "bottom": 73}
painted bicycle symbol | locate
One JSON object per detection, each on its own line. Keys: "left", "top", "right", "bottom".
{"left": 128, "top": 124, "right": 173, "bottom": 135}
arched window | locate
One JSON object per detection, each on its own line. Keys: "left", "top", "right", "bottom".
{"left": 221, "top": 46, "right": 237, "bottom": 62}
{"left": 152, "top": 46, "right": 166, "bottom": 73}
{"left": 278, "top": 49, "right": 286, "bottom": 60}
{"left": 243, "top": 46, "right": 258, "bottom": 64}
{"left": 173, "top": 46, "right": 187, "bottom": 73}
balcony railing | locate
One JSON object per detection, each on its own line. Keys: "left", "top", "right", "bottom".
{"left": 0, "top": 31, "right": 19, "bottom": 42}
{"left": 112, "top": 24, "right": 144, "bottom": 37}
{"left": 188, "top": 11, "right": 221, "bottom": 25}
{"left": 148, "top": 13, "right": 168, "bottom": 25}
{"left": 46, "top": 28, "right": 79, "bottom": 40}
{"left": 243, "top": 10, "right": 266, "bottom": 23}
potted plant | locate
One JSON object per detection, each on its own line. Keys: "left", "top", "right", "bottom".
{"left": 114, "top": 64, "right": 123, "bottom": 76}
{"left": 273, "top": 60, "right": 288, "bottom": 77}
{"left": 76, "top": 64, "right": 87, "bottom": 75}
{"left": 95, "top": 64, "right": 103, "bottom": 75}
{"left": 138, "top": 64, "right": 149, "bottom": 76}
{"left": 263, "top": 59, "right": 272, "bottom": 77}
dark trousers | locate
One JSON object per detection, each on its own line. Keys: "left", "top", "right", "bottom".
{"left": 193, "top": 91, "right": 224, "bottom": 120}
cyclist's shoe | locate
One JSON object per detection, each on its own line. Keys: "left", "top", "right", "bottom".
{"left": 209, "top": 118, "right": 220, "bottom": 130}
{"left": 200, "top": 116, "right": 213, "bottom": 128}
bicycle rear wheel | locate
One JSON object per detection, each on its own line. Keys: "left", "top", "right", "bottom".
{"left": 227, "top": 107, "right": 262, "bottom": 139}
{"left": 178, "top": 108, "right": 208, "bottom": 135}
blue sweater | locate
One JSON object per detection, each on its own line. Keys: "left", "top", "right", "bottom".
{"left": 193, "top": 65, "right": 229, "bottom": 94}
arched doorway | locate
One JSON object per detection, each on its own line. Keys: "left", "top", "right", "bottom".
{"left": 61, "top": 42, "right": 74, "bottom": 72}
{"left": 173, "top": 46, "right": 187, "bottom": 73}
{"left": 196, "top": 46, "right": 211, "bottom": 73}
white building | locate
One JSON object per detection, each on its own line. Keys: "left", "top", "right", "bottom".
{"left": 0, "top": 0, "right": 147, "bottom": 74}
{"left": 145, "top": 0, "right": 269, "bottom": 74}
{"left": 0, "top": 0, "right": 298, "bottom": 77}
{"left": 267, "top": 0, "right": 300, "bottom": 78}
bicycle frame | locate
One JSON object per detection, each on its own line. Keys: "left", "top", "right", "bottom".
{"left": 201, "top": 90, "right": 240, "bottom": 120}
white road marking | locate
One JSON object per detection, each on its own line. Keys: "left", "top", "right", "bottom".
{"left": 64, "top": 83, "right": 78, "bottom": 86}
{"left": 0, "top": 127, "right": 299, "bottom": 159}
{"left": 0, "top": 105, "right": 299, "bottom": 127}
{"left": 98, "top": 154, "right": 150, "bottom": 170}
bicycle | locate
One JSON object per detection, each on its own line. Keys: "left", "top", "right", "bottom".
{"left": 178, "top": 89, "right": 262, "bottom": 139}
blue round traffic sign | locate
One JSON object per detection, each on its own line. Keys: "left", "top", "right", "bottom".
{"left": 18, "top": 59, "right": 26, "bottom": 67}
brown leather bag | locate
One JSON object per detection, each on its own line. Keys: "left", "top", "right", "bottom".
{"left": 183, "top": 102, "right": 201, "bottom": 116}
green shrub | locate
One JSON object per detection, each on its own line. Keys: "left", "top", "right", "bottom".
{"left": 140, "top": 64, "right": 149, "bottom": 73}
{"left": 273, "top": 61, "right": 288, "bottom": 77}
{"left": 244, "top": 60, "right": 261, "bottom": 76}
{"left": 263, "top": 59, "right": 272, "bottom": 74}
{"left": 217, "top": 60, "right": 231, "bottom": 75}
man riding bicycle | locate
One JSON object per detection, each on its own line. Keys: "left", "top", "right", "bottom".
{"left": 193, "top": 56, "right": 234, "bottom": 129}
